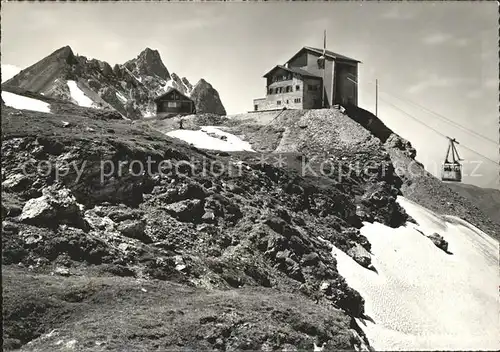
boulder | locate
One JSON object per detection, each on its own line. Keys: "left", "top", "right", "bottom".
{"left": 201, "top": 211, "right": 216, "bottom": 223}
{"left": 177, "top": 182, "right": 207, "bottom": 200}
{"left": 165, "top": 199, "right": 204, "bottom": 222}
{"left": 107, "top": 208, "right": 144, "bottom": 222}
{"left": 319, "top": 281, "right": 332, "bottom": 294}
{"left": 226, "top": 183, "right": 244, "bottom": 194}
{"left": 302, "top": 252, "right": 320, "bottom": 266}
{"left": 2, "top": 173, "right": 30, "bottom": 193}
{"left": 427, "top": 232, "right": 449, "bottom": 252}
{"left": 117, "top": 220, "right": 151, "bottom": 243}
{"left": 19, "top": 186, "right": 88, "bottom": 230}
{"left": 2, "top": 221, "right": 19, "bottom": 235}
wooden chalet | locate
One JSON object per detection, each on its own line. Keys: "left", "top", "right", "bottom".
{"left": 154, "top": 87, "right": 195, "bottom": 118}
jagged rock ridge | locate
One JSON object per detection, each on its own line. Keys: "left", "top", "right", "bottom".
{"left": 2, "top": 46, "right": 226, "bottom": 119}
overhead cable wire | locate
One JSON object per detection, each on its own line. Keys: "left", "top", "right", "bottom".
{"left": 347, "top": 76, "right": 498, "bottom": 166}
{"left": 378, "top": 95, "right": 499, "bottom": 166}
{"left": 361, "top": 79, "right": 498, "bottom": 145}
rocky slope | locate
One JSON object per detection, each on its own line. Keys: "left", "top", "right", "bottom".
{"left": 446, "top": 182, "right": 500, "bottom": 225}
{"left": 2, "top": 98, "right": 498, "bottom": 350}
{"left": 2, "top": 46, "right": 226, "bottom": 119}
{"left": 1, "top": 101, "right": 414, "bottom": 351}
{"left": 173, "top": 106, "right": 499, "bottom": 239}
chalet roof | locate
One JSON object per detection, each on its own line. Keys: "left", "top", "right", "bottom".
{"left": 153, "top": 87, "right": 192, "bottom": 102}
{"left": 263, "top": 65, "right": 321, "bottom": 79}
{"left": 287, "top": 46, "right": 361, "bottom": 64}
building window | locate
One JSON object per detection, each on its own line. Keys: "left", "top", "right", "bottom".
{"left": 286, "top": 100, "right": 289, "bottom": 104}
{"left": 285, "top": 86, "right": 291, "bottom": 93}
{"left": 268, "top": 88, "right": 273, "bottom": 94}
{"left": 168, "top": 102, "right": 178, "bottom": 108}
{"left": 277, "top": 100, "right": 281, "bottom": 105}
{"left": 254, "top": 105, "right": 258, "bottom": 111}
{"left": 296, "top": 85, "right": 300, "bottom": 91}
{"left": 294, "top": 98, "right": 301, "bottom": 103}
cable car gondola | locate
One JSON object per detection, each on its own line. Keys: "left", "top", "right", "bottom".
{"left": 441, "top": 137, "right": 462, "bottom": 182}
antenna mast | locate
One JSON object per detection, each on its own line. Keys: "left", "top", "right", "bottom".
{"left": 322, "top": 30, "right": 326, "bottom": 108}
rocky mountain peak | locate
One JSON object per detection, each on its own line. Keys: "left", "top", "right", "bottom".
{"left": 141, "top": 47, "right": 159, "bottom": 56}
{"left": 195, "top": 78, "right": 210, "bottom": 88}
{"left": 52, "top": 45, "right": 77, "bottom": 65}
{"left": 3, "top": 46, "right": 227, "bottom": 118}
{"left": 125, "top": 47, "right": 170, "bottom": 81}
{"left": 190, "top": 78, "right": 226, "bottom": 115}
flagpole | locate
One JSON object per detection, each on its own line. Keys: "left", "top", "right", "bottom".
{"left": 322, "top": 30, "right": 326, "bottom": 108}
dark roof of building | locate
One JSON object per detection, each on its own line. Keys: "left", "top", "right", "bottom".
{"left": 263, "top": 65, "right": 322, "bottom": 79}
{"left": 153, "top": 87, "right": 192, "bottom": 102}
{"left": 287, "top": 46, "right": 361, "bottom": 64}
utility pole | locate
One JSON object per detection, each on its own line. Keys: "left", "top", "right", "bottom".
{"left": 375, "top": 79, "right": 378, "bottom": 117}
{"left": 322, "top": 63, "right": 326, "bottom": 108}
{"left": 319, "top": 30, "right": 326, "bottom": 108}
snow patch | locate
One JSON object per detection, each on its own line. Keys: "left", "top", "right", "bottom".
{"left": 115, "top": 91, "right": 127, "bottom": 104}
{"left": 1, "top": 91, "right": 51, "bottom": 113}
{"left": 164, "top": 79, "right": 176, "bottom": 91}
{"left": 166, "top": 126, "right": 254, "bottom": 152}
{"left": 182, "top": 82, "right": 192, "bottom": 97}
{"left": 123, "top": 67, "right": 143, "bottom": 84}
{"left": 330, "top": 196, "right": 500, "bottom": 351}
{"left": 67, "top": 80, "right": 94, "bottom": 107}
{"left": 143, "top": 109, "right": 155, "bottom": 118}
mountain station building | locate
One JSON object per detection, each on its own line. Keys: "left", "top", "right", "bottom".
{"left": 253, "top": 47, "right": 360, "bottom": 111}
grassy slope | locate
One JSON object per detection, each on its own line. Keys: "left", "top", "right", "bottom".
{"left": 4, "top": 267, "right": 354, "bottom": 352}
